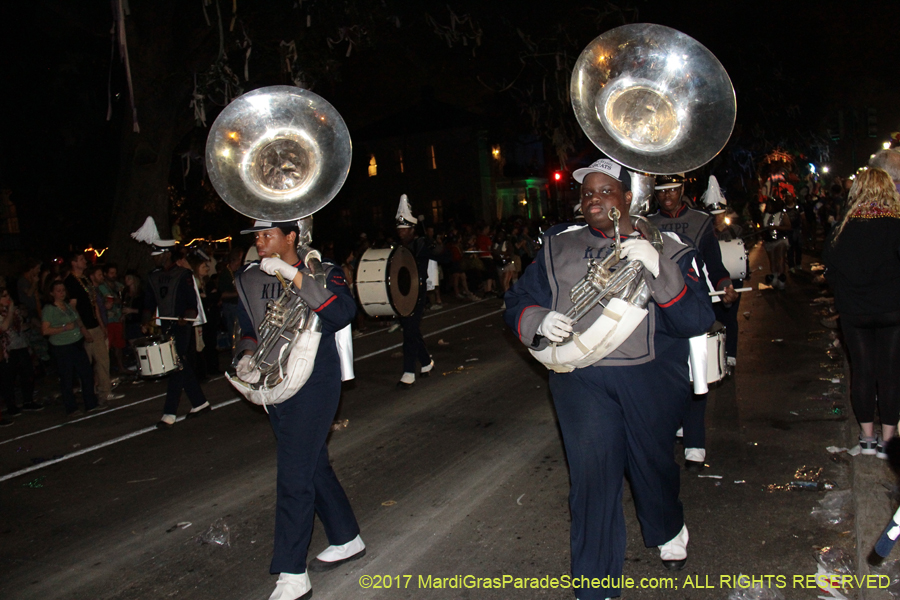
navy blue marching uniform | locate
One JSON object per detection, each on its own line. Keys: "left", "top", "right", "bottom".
{"left": 399, "top": 236, "right": 440, "bottom": 375}
{"left": 144, "top": 264, "right": 208, "bottom": 416}
{"left": 235, "top": 257, "right": 360, "bottom": 576}
{"left": 504, "top": 223, "right": 713, "bottom": 600}
{"left": 648, "top": 204, "right": 732, "bottom": 456}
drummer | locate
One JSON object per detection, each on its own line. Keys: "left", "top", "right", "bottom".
{"left": 394, "top": 194, "right": 445, "bottom": 389}
{"left": 131, "top": 217, "right": 211, "bottom": 429}
{"left": 648, "top": 175, "right": 738, "bottom": 472}
{"left": 703, "top": 183, "right": 744, "bottom": 372}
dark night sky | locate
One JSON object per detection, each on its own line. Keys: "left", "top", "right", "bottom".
{"left": 1, "top": 0, "right": 897, "bottom": 253}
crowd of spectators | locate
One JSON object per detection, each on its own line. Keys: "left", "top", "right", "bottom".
{"left": 0, "top": 216, "right": 547, "bottom": 426}
{"left": 0, "top": 165, "right": 885, "bottom": 429}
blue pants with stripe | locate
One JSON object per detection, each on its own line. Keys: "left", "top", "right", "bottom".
{"left": 549, "top": 349, "right": 688, "bottom": 599}
{"left": 267, "top": 360, "right": 360, "bottom": 574}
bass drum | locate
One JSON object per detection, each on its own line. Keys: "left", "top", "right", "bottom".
{"left": 356, "top": 246, "right": 419, "bottom": 317}
{"left": 134, "top": 335, "right": 180, "bottom": 378}
{"left": 719, "top": 238, "right": 748, "bottom": 280}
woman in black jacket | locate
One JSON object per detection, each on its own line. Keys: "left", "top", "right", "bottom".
{"left": 823, "top": 168, "right": 900, "bottom": 458}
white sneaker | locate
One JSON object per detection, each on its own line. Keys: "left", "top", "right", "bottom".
{"left": 268, "top": 572, "right": 311, "bottom": 600}
{"left": 659, "top": 525, "right": 689, "bottom": 570}
{"left": 420, "top": 360, "right": 435, "bottom": 377}
{"left": 308, "top": 534, "right": 366, "bottom": 572}
{"left": 105, "top": 393, "right": 125, "bottom": 401}
{"left": 684, "top": 448, "right": 706, "bottom": 462}
{"left": 675, "top": 427, "right": 683, "bottom": 438}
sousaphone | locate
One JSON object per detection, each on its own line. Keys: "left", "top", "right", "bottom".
{"left": 205, "top": 86, "right": 352, "bottom": 403}
{"left": 530, "top": 24, "right": 735, "bottom": 372}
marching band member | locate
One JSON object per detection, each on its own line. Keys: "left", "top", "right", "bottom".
{"left": 233, "top": 219, "right": 364, "bottom": 600}
{"left": 703, "top": 179, "right": 743, "bottom": 370}
{"left": 648, "top": 174, "right": 737, "bottom": 471}
{"left": 132, "top": 218, "right": 210, "bottom": 428}
{"left": 504, "top": 158, "right": 714, "bottom": 600}
{"left": 394, "top": 195, "right": 442, "bottom": 389}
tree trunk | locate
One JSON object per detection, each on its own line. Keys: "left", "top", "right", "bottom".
{"left": 105, "top": 0, "right": 212, "bottom": 272}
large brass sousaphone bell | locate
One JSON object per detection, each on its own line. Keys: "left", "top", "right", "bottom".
{"left": 571, "top": 23, "right": 736, "bottom": 177}
{"left": 205, "top": 86, "right": 352, "bottom": 402}
{"left": 206, "top": 85, "right": 352, "bottom": 221}
{"left": 530, "top": 24, "right": 736, "bottom": 371}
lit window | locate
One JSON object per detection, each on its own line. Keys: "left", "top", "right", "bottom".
{"left": 397, "top": 149, "right": 404, "bottom": 173}
{"left": 431, "top": 199, "right": 443, "bottom": 224}
{"left": 368, "top": 155, "right": 377, "bottom": 177}
{"left": 428, "top": 145, "right": 437, "bottom": 170}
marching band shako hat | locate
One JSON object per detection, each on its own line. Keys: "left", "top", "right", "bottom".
{"left": 240, "top": 220, "right": 300, "bottom": 234}
{"left": 395, "top": 194, "right": 417, "bottom": 228}
{"left": 572, "top": 158, "right": 632, "bottom": 192}
{"left": 131, "top": 216, "right": 177, "bottom": 255}
{"left": 701, "top": 175, "right": 727, "bottom": 214}
{"left": 654, "top": 174, "right": 685, "bottom": 190}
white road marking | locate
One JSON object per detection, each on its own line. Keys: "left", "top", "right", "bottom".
{"left": 0, "top": 307, "right": 504, "bottom": 482}
{"left": 0, "top": 397, "right": 242, "bottom": 483}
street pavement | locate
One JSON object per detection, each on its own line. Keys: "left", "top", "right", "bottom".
{"left": 0, "top": 243, "right": 897, "bottom": 600}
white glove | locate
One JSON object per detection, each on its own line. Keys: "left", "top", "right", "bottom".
{"left": 620, "top": 239, "right": 660, "bottom": 278}
{"left": 235, "top": 355, "right": 261, "bottom": 384}
{"left": 260, "top": 257, "right": 299, "bottom": 282}
{"left": 538, "top": 311, "right": 574, "bottom": 343}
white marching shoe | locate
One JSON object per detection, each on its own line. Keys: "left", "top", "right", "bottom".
{"left": 659, "top": 525, "right": 689, "bottom": 571}
{"left": 684, "top": 447, "right": 706, "bottom": 472}
{"left": 420, "top": 360, "right": 435, "bottom": 377}
{"left": 397, "top": 372, "right": 415, "bottom": 389}
{"left": 308, "top": 535, "right": 366, "bottom": 572}
{"left": 268, "top": 572, "right": 311, "bottom": 600}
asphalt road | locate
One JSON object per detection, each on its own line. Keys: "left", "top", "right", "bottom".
{"left": 0, "top": 246, "right": 858, "bottom": 600}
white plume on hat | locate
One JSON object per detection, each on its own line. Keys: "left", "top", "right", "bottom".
{"left": 395, "top": 194, "right": 417, "bottom": 228}
{"left": 701, "top": 176, "right": 727, "bottom": 214}
{"left": 131, "top": 216, "right": 177, "bottom": 248}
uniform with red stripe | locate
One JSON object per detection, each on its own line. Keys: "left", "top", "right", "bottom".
{"left": 505, "top": 222, "right": 712, "bottom": 365}
{"left": 503, "top": 159, "right": 713, "bottom": 600}
{"left": 233, "top": 230, "right": 361, "bottom": 597}
{"left": 648, "top": 200, "right": 733, "bottom": 294}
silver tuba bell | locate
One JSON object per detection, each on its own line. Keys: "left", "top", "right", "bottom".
{"left": 531, "top": 24, "right": 735, "bottom": 371}
{"left": 205, "top": 86, "right": 351, "bottom": 403}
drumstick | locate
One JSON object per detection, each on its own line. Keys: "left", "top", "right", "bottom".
{"left": 156, "top": 316, "right": 199, "bottom": 322}
{"left": 709, "top": 287, "right": 752, "bottom": 296}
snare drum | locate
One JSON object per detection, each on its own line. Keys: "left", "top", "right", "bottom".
{"left": 356, "top": 246, "right": 419, "bottom": 317}
{"left": 133, "top": 335, "right": 180, "bottom": 378}
{"left": 718, "top": 238, "right": 749, "bottom": 280}
{"left": 705, "top": 322, "right": 727, "bottom": 384}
